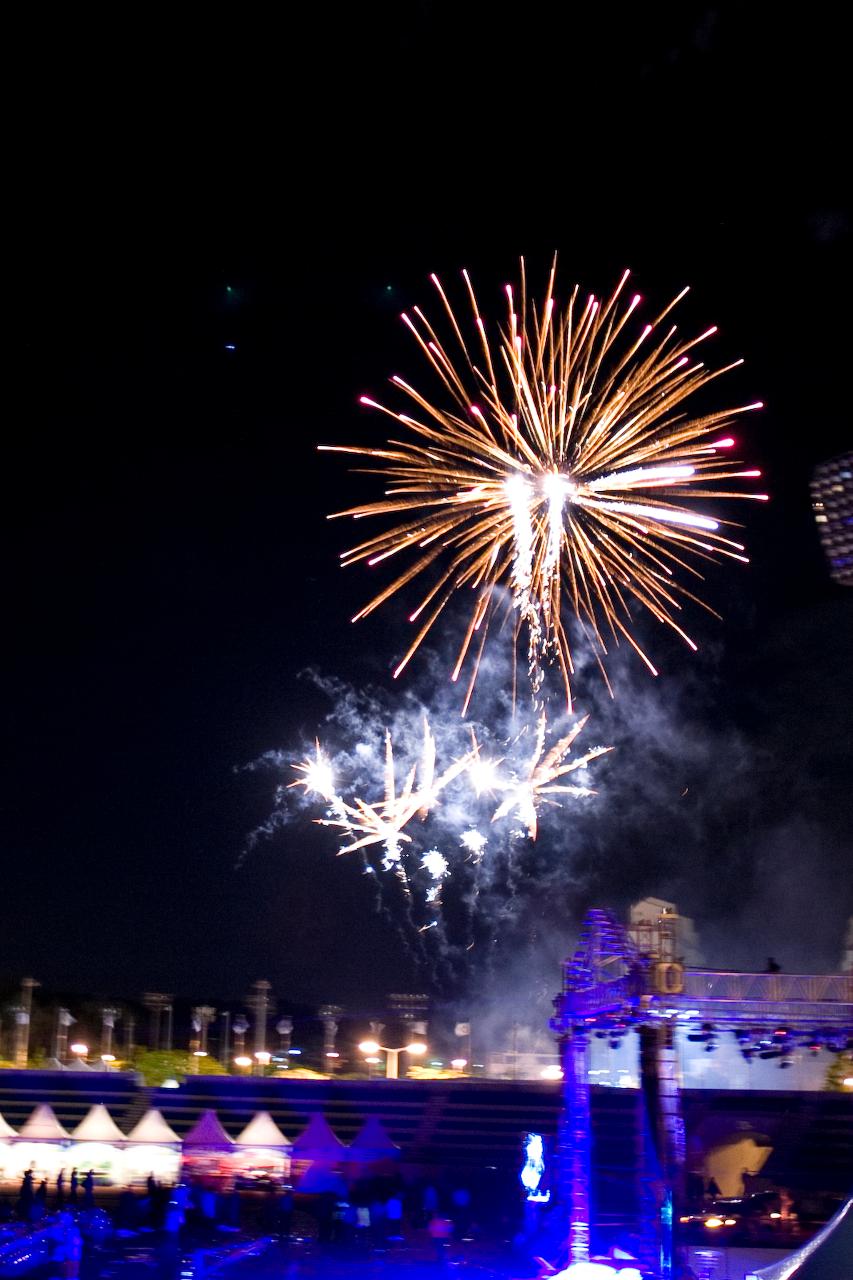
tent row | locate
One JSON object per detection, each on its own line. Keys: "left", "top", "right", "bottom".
{"left": 0, "top": 1105, "right": 398, "bottom": 1188}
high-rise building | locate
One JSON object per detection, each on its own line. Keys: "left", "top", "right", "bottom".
{"left": 811, "top": 451, "right": 853, "bottom": 585}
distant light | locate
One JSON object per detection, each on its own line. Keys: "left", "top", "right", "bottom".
{"left": 254, "top": 1051, "right": 271, "bottom": 1065}
{"left": 705, "top": 1217, "right": 724, "bottom": 1229}
{"left": 541, "top": 1065, "right": 563, "bottom": 1080}
{"left": 450, "top": 1058, "right": 467, "bottom": 1070}
{"left": 359, "top": 1040, "right": 381, "bottom": 1056}
{"left": 769, "top": 1211, "right": 782, "bottom": 1220}
{"left": 162, "top": 1078, "right": 180, "bottom": 1089}
{"left": 288, "top": 1048, "right": 302, "bottom": 1056}
{"left": 406, "top": 1042, "right": 427, "bottom": 1056}
{"left": 70, "top": 1043, "right": 88, "bottom": 1056}
{"left": 724, "top": 1218, "right": 737, "bottom": 1226}
{"left": 193, "top": 1050, "right": 208, "bottom": 1058}
{"left": 843, "top": 1076, "right": 853, "bottom": 1087}
{"left": 325, "top": 1050, "right": 340, "bottom": 1058}
{"left": 365, "top": 1057, "right": 381, "bottom": 1065}
{"left": 234, "top": 1055, "right": 252, "bottom": 1069}
{"left": 100, "top": 1054, "right": 116, "bottom": 1063}
{"left": 224, "top": 343, "right": 236, "bottom": 351}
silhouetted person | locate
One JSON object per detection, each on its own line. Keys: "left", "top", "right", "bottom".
{"left": 69, "top": 1169, "right": 78, "bottom": 1203}
{"left": 36, "top": 1179, "right": 48, "bottom": 1213}
{"left": 766, "top": 957, "right": 781, "bottom": 973}
{"left": 147, "top": 1173, "right": 157, "bottom": 1199}
{"left": 278, "top": 1188, "right": 293, "bottom": 1239}
{"left": 82, "top": 1170, "right": 95, "bottom": 1208}
{"left": 56, "top": 1169, "right": 65, "bottom": 1207}
{"left": 706, "top": 1176, "right": 721, "bottom": 1201}
{"left": 19, "top": 1169, "right": 34, "bottom": 1220}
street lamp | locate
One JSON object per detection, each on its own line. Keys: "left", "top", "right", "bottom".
{"left": 358, "top": 1039, "right": 427, "bottom": 1079}
{"left": 70, "top": 1042, "right": 88, "bottom": 1060}
{"left": 234, "top": 1055, "right": 252, "bottom": 1072}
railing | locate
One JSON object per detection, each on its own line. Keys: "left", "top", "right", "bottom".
{"left": 681, "top": 969, "right": 853, "bottom": 1004}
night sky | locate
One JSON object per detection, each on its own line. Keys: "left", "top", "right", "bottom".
{"left": 4, "top": 5, "right": 851, "bottom": 1013}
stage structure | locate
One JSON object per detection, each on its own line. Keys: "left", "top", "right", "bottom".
{"left": 551, "top": 907, "right": 853, "bottom": 1277}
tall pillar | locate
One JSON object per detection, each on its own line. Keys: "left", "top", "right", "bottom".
{"left": 556, "top": 1027, "right": 592, "bottom": 1264}
{"left": 13, "top": 978, "right": 39, "bottom": 1068}
{"left": 54, "top": 1008, "right": 74, "bottom": 1064}
{"left": 250, "top": 981, "right": 271, "bottom": 1072}
{"left": 639, "top": 1022, "right": 686, "bottom": 1280}
{"left": 101, "top": 1007, "right": 118, "bottom": 1059}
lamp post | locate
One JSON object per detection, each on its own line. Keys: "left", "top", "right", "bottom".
{"left": 359, "top": 1039, "right": 428, "bottom": 1080}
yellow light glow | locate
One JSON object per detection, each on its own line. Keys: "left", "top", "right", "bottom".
{"left": 100, "top": 1054, "right": 116, "bottom": 1063}
{"left": 770, "top": 1212, "right": 782, "bottom": 1220}
{"left": 359, "top": 1040, "right": 381, "bottom": 1055}
{"left": 234, "top": 1055, "right": 252, "bottom": 1068}
{"left": 705, "top": 1217, "right": 724, "bottom": 1229}
{"left": 724, "top": 1219, "right": 736, "bottom": 1226}
{"left": 193, "top": 1050, "right": 208, "bottom": 1058}
{"left": 70, "top": 1043, "right": 88, "bottom": 1056}
{"left": 406, "top": 1042, "right": 427, "bottom": 1055}
{"left": 254, "top": 1051, "right": 271, "bottom": 1064}
{"left": 450, "top": 1058, "right": 467, "bottom": 1070}
{"left": 541, "top": 1065, "right": 564, "bottom": 1080}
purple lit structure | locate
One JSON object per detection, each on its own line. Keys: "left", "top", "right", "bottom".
{"left": 551, "top": 908, "right": 853, "bottom": 1276}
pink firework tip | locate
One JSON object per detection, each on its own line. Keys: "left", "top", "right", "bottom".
{"left": 360, "top": 395, "right": 381, "bottom": 408}
{"left": 711, "top": 437, "right": 735, "bottom": 448}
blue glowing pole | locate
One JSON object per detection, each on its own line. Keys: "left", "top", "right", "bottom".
{"left": 557, "top": 1027, "right": 591, "bottom": 1263}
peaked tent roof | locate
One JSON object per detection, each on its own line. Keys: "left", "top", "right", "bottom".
{"left": 0, "top": 1112, "right": 17, "bottom": 1139}
{"left": 290, "top": 1113, "right": 347, "bottom": 1158}
{"left": 72, "top": 1104, "right": 127, "bottom": 1144}
{"left": 236, "top": 1111, "right": 291, "bottom": 1149}
{"left": 182, "top": 1109, "right": 233, "bottom": 1149}
{"left": 17, "top": 1104, "right": 70, "bottom": 1141}
{"left": 345, "top": 1115, "right": 400, "bottom": 1162}
{"left": 125, "top": 1109, "right": 180, "bottom": 1145}
{"left": 754, "top": 1196, "right": 853, "bottom": 1278}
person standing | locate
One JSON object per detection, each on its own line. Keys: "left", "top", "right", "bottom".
{"left": 82, "top": 1170, "right": 95, "bottom": 1208}
{"left": 19, "top": 1169, "right": 34, "bottom": 1221}
{"left": 69, "top": 1169, "right": 78, "bottom": 1204}
{"left": 56, "top": 1169, "right": 65, "bottom": 1208}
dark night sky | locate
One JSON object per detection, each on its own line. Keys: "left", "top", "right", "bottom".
{"left": 4, "top": 4, "right": 851, "bottom": 1011}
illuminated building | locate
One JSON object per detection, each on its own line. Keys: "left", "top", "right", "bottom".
{"left": 811, "top": 451, "right": 853, "bottom": 585}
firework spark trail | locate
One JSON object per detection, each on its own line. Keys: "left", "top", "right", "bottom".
{"left": 489, "top": 713, "right": 612, "bottom": 839}
{"left": 292, "top": 707, "right": 608, "bottom": 893}
{"left": 322, "top": 262, "right": 766, "bottom": 707}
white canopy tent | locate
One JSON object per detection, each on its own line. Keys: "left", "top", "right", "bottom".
{"left": 233, "top": 1111, "right": 292, "bottom": 1181}
{"left": 345, "top": 1115, "right": 400, "bottom": 1167}
{"left": 181, "top": 1110, "right": 234, "bottom": 1182}
{"left": 123, "top": 1109, "right": 181, "bottom": 1185}
{"left": 0, "top": 1113, "right": 17, "bottom": 1183}
{"left": 8, "top": 1105, "right": 69, "bottom": 1179}
{"left": 69, "top": 1105, "right": 127, "bottom": 1184}
{"left": 290, "top": 1113, "right": 347, "bottom": 1164}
